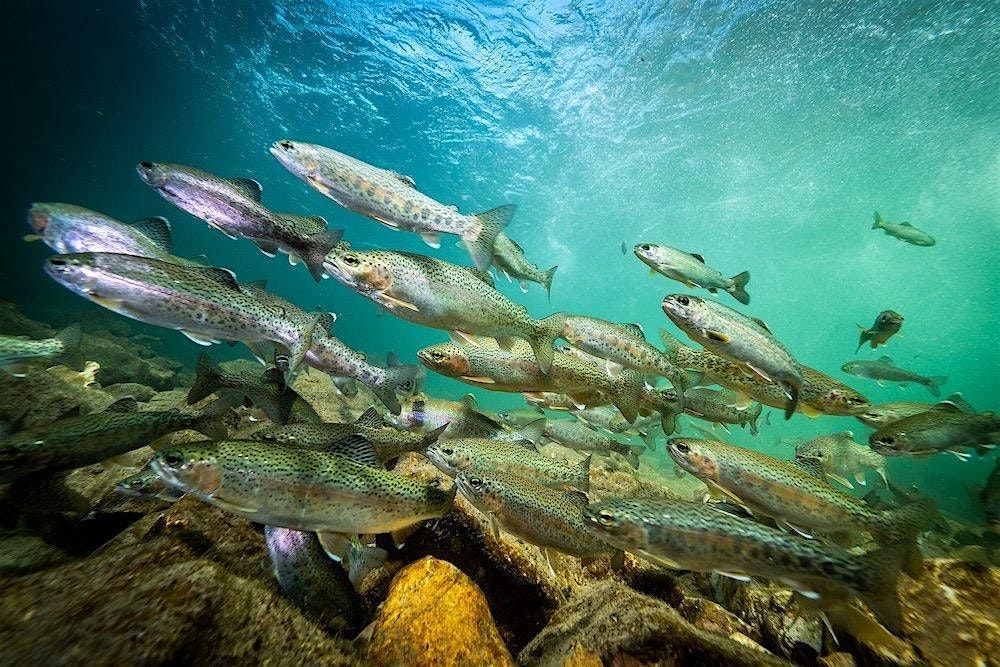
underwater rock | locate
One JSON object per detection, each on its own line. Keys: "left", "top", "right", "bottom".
{"left": 518, "top": 579, "right": 789, "bottom": 666}
{"left": 291, "top": 370, "right": 373, "bottom": 422}
{"left": 678, "top": 596, "right": 762, "bottom": 643}
{"left": 102, "top": 382, "right": 158, "bottom": 401}
{"left": 0, "top": 497, "right": 360, "bottom": 664}
{"left": 365, "top": 556, "right": 514, "bottom": 666}
{"left": 78, "top": 331, "right": 182, "bottom": 389}
{"left": 0, "top": 533, "right": 71, "bottom": 576}
{"left": 0, "top": 366, "right": 115, "bottom": 427}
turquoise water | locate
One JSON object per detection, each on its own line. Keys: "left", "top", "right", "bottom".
{"left": 2, "top": 2, "right": 997, "bottom": 518}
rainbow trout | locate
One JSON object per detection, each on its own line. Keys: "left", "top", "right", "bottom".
{"left": 270, "top": 140, "right": 511, "bottom": 270}
{"left": 667, "top": 437, "right": 929, "bottom": 572}
{"left": 456, "top": 470, "right": 620, "bottom": 567}
{"left": 491, "top": 233, "right": 557, "bottom": 298}
{"left": 661, "top": 295, "right": 802, "bottom": 418}
{"left": 583, "top": 497, "right": 908, "bottom": 633}
{"left": 856, "top": 310, "right": 903, "bottom": 352}
{"left": 324, "top": 247, "right": 565, "bottom": 373}
{"left": 841, "top": 357, "right": 946, "bottom": 397}
{"left": 540, "top": 418, "right": 644, "bottom": 470}
{"left": 136, "top": 161, "right": 342, "bottom": 281}
{"left": 151, "top": 439, "right": 456, "bottom": 534}
{"left": 634, "top": 243, "right": 750, "bottom": 304}
{"left": 795, "top": 432, "right": 888, "bottom": 488}
{"left": 869, "top": 403, "right": 1000, "bottom": 459}
{"left": 390, "top": 393, "right": 545, "bottom": 447}
{"left": 426, "top": 437, "right": 591, "bottom": 492}
{"left": 0, "top": 398, "right": 235, "bottom": 483}
{"left": 871, "top": 211, "right": 935, "bottom": 247}
{"left": 417, "top": 340, "right": 643, "bottom": 423}
{"left": 0, "top": 323, "right": 83, "bottom": 376}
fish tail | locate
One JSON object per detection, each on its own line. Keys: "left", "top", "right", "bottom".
{"left": 872, "top": 211, "right": 883, "bottom": 229}
{"left": 923, "top": 376, "right": 947, "bottom": 397}
{"left": 576, "top": 454, "right": 592, "bottom": 492}
{"left": 368, "top": 355, "right": 421, "bottom": 415}
{"left": 854, "top": 541, "right": 907, "bottom": 634}
{"left": 300, "top": 229, "right": 344, "bottom": 282}
{"left": 657, "top": 329, "right": 690, "bottom": 362}
{"left": 331, "top": 375, "right": 359, "bottom": 397}
{"left": 659, "top": 408, "right": 677, "bottom": 437}
{"left": 625, "top": 444, "right": 643, "bottom": 470}
{"left": 54, "top": 322, "right": 85, "bottom": 371}
{"left": 856, "top": 325, "right": 871, "bottom": 353}
{"left": 516, "top": 418, "right": 547, "bottom": 447}
{"left": 465, "top": 204, "right": 515, "bottom": 271}
{"left": 747, "top": 402, "right": 763, "bottom": 435}
{"left": 780, "top": 380, "right": 800, "bottom": 420}
{"left": 529, "top": 312, "right": 566, "bottom": 374}
{"left": 541, "top": 265, "right": 558, "bottom": 301}
{"left": 193, "top": 406, "right": 240, "bottom": 440}
{"left": 872, "top": 499, "right": 934, "bottom": 576}
{"left": 187, "top": 353, "right": 224, "bottom": 404}
{"left": 728, "top": 270, "right": 751, "bottom": 305}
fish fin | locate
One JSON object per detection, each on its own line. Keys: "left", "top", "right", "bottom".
{"left": 285, "top": 315, "right": 319, "bottom": 385}
{"left": 487, "top": 514, "right": 501, "bottom": 541}
{"left": 649, "top": 267, "right": 659, "bottom": 277}
{"left": 381, "top": 293, "right": 420, "bottom": 312}
{"left": 281, "top": 213, "right": 328, "bottom": 235}
{"left": 604, "top": 360, "right": 624, "bottom": 378}
{"left": 575, "top": 455, "right": 592, "bottom": 492}
{"left": 299, "top": 229, "right": 344, "bottom": 282}
{"left": 541, "top": 266, "right": 557, "bottom": 301}
{"left": 449, "top": 330, "right": 479, "bottom": 346}
{"left": 899, "top": 221, "right": 912, "bottom": 227}
{"left": 658, "top": 410, "right": 676, "bottom": 438}
{"left": 228, "top": 177, "right": 263, "bottom": 201}
{"left": 494, "top": 335, "right": 517, "bottom": 351}
{"left": 828, "top": 473, "right": 854, "bottom": 488}
{"left": 329, "top": 434, "right": 380, "bottom": 467}
{"left": 923, "top": 376, "right": 947, "bottom": 397}
{"left": 461, "top": 375, "right": 496, "bottom": 384}
{"left": 421, "top": 423, "right": 449, "bottom": 446}
{"left": 316, "top": 531, "right": 351, "bottom": 562}
{"left": 180, "top": 330, "right": 220, "bottom": 346}
{"left": 690, "top": 253, "right": 706, "bottom": 263}
{"left": 717, "top": 423, "right": 732, "bottom": 434}
{"left": 778, "top": 380, "right": 800, "bottom": 420}
{"left": 518, "top": 280, "right": 529, "bottom": 293}
{"left": 749, "top": 317, "right": 770, "bottom": 333}
{"left": 705, "top": 329, "right": 731, "bottom": 343}
{"left": 855, "top": 541, "right": 908, "bottom": 634}
{"left": 465, "top": 204, "right": 514, "bottom": 270}
{"left": 187, "top": 353, "right": 223, "bottom": 404}
{"left": 354, "top": 407, "right": 384, "bottom": 428}
{"left": 389, "top": 171, "right": 416, "bottom": 188}
{"left": 90, "top": 295, "right": 126, "bottom": 312}
{"left": 367, "top": 360, "right": 419, "bottom": 415}
{"left": 529, "top": 312, "right": 566, "bottom": 374}
{"left": 23, "top": 234, "right": 42, "bottom": 242}
{"left": 854, "top": 471, "right": 867, "bottom": 486}
{"left": 611, "top": 550, "right": 625, "bottom": 569}
{"left": 942, "top": 393, "right": 974, "bottom": 413}
{"left": 715, "top": 571, "right": 752, "bottom": 582}
{"left": 53, "top": 323, "right": 85, "bottom": 371}
{"left": 419, "top": 231, "right": 441, "bottom": 249}
{"left": 517, "top": 418, "right": 547, "bottom": 447}
{"left": 872, "top": 212, "right": 883, "bottom": 229}
{"left": 542, "top": 547, "right": 557, "bottom": 578}
{"left": 211, "top": 497, "right": 259, "bottom": 514}
{"left": 877, "top": 355, "right": 894, "bottom": 365}
{"left": 390, "top": 522, "right": 423, "bottom": 549}
{"left": 777, "top": 520, "right": 814, "bottom": 539}
{"left": 728, "top": 271, "right": 750, "bottom": 305}
{"left": 130, "top": 216, "right": 172, "bottom": 251}
{"left": 346, "top": 539, "right": 388, "bottom": 589}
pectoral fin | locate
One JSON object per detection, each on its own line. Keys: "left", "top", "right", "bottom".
{"left": 381, "top": 293, "right": 420, "bottom": 312}
{"left": 181, "top": 330, "right": 220, "bottom": 346}
{"left": 419, "top": 231, "right": 441, "bottom": 248}
{"left": 705, "top": 330, "right": 731, "bottom": 344}
{"left": 210, "top": 497, "right": 258, "bottom": 514}
{"left": 461, "top": 375, "right": 496, "bottom": 384}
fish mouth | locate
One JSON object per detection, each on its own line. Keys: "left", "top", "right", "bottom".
{"left": 136, "top": 161, "right": 167, "bottom": 188}
{"left": 27, "top": 204, "right": 50, "bottom": 233}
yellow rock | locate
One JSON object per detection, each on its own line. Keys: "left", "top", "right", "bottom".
{"left": 365, "top": 557, "right": 514, "bottom": 667}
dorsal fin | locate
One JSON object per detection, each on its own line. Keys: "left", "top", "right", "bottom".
{"left": 281, "top": 213, "right": 327, "bottom": 235}
{"left": 690, "top": 253, "right": 706, "bottom": 263}
{"left": 316, "top": 311, "right": 336, "bottom": 333}
{"left": 750, "top": 317, "right": 771, "bottom": 333}
{"left": 877, "top": 356, "right": 894, "bottom": 365}
{"left": 389, "top": 171, "right": 416, "bottom": 188}
{"left": 460, "top": 394, "right": 479, "bottom": 412}
{"left": 228, "top": 178, "right": 263, "bottom": 202}
{"left": 899, "top": 221, "right": 912, "bottom": 227}
{"left": 190, "top": 266, "right": 240, "bottom": 290}
{"left": 354, "top": 407, "right": 384, "bottom": 428}
{"left": 931, "top": 401, "right": 962, "bottom": 413}
{"left": 105, "top": 397, "right": 139, "bottom": 413}
{"left": 130, "top": 216, "right": 172, "bottom": 251}
{"left": 621, "top": 322, "right": 644, "bottom": 337}
{"left": 327, "top": 434, "right": 380, "bottom": 467}
{"left": 566, "top": 489, "right": 590, "bottom": 509}
{"left": 943, "top": 393, "right": 974, "bottom": 413}
{"left": 243, "top": 279, "right": 268, "bottom": 291}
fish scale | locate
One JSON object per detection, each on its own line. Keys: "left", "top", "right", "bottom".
{"left": 152, "top": 439, "right": 455, "bottom": 534}
{"left": 455, "top": 469, "right": 617, "bottom": 561}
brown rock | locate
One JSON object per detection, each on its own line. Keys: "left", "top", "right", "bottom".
{"left": 519, "top": 580, "right": 790, "bottom": 666}
{"left": 365, "top": 556, "right": 514, "bottom": 666}
{"left": 817, "top": 652, "right": 857, "bottom": 667}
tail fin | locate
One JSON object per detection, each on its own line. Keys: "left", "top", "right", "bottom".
{"left": 854, "top": 541, "right": 907, "bottom": 634}
{"left": 872, "top": 212, "right": 883, "bottom": 229}
{"left": 575, "top": 454, "right": 592, "bottom": 492}
{"left": 871, "top": 499, "right": 933, "bottom": 576}
{"left": 746, "top": 402, "right": 763, "bottom": 435}
{"left": 300, "top": 229, "right": 344, "bottom": 282}
{"left": 530, "top": 312, "right": 566, "bottom": 374}
{"left": 541, "top": 266, "right": 557, "bottom": 301}
{"left": 660, "top": 409, "right": 677, "bottom": 436}
{"left": 368, "top": 357, "right": 420, "bottom": 415}
{"left": 728, "top": 271, "right": 750, "bottom": 305}
{"left": 517, "top": 418, "right": 547, "bottom": 447}
{"left": 658, "top": 329, "right": 690, "bottom": 362}
{"left": 624, "top": 444, "right": 643, "bottom": 470}
{"left": 54, "top": 323, "right": 85, "bottom": 371}
{"left": 346, "top": 538, "right": 389, "bottom": 589}
{"left": 610, "top": 372, "right": 642, "bottom": 424}
{"left": 856, "top": 325, "right": 871, "bottom": 353}
{"left": 187, "top": 353, "right": 224, "bottom": 404}
{"left": 779, "top": 380, "right": 800, "bottom": 420}
{"left": 465, "top": 204, "right": 515, "bottom": 271}
{"left": 193, "top": 407, "right": 239, "bottom": 440}
{"left": 923, "top": 376, "right": 947, "bottom": 397}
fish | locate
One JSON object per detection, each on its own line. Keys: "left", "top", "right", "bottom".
{"left": 187, "top": 354, "right": 320, "bottom": 425}
{"left": 151, "top": 439, "right": 456, "bottom": 534}
{"left": 425, "top": 437, "right": 591, "bottom": 491}
{"left": 114, "top": 466, "right": 185, "bottom": 502}
{"left": 263, "top": 525, "right": 363, "bottom": 633}
{"left": 455, "top": 470, "right": 621, "bottom": 571}
{"left": 841, "top": 356, "right": 946, "bottom": 397}
{"left": 661, "top": 295, "right": 802, "bottom": 418}
{"left": 44, "top": 252, "right": 318, "bottom": 382}
{"left": 795, "top": 431, "right": 888, "bottom": 488}
{"left": 250, "top": 407, "right": 448, "bottom": 464}
{"left": 136, "top": 161, "right": 342, "bottom": 281}
{"left": 494, "top": 407, "right": 547, "bottom": 427}
{"left": 634, "top": 243, "right": 750, "bottom": 305}
{"left": 323, "top": 247, "right": 565, "bottom": 373}
{"left": 417, "top": 340, "right": 643, "bottom": 423}
{"left": 270, "top": 139, "right": 511, "bottom": 271}
{"left": 583, "top": 497, "right": 909, "bottom": 633}
{"left": 391, "top": 393, "right": 544, "bottom": 447}
{"left": 670, "top": 387, "right": 764, "bottom": 435}
{"left": 981, "top": 459, "right": 1000, "bottom": 533}
{"left": 239, "top": 279, "right": 418, "bottom": 414}
{"left": 871, "top": 212, "right": 935, "bottom": 247}
{"left": 558, "top": 316, "right": 689, "bottom": 401}
{"left": 539, "top": 418, "right": 644, "bottom": 469}
{"left": 0, "top": 323, "right": 84, "bottom": 376}
{"left": 0, "top": 397, "right": 236, "bottom": 483}
{"left": 854, "top": 400, "right": 941, "bottom": 429}
{"left": 491, "top": 233, "right": 557, "bottom": 298}
{"left": 857, "top": 310, "right": 903, "bottom": 352}
{"left": 522, "top": 391, "right": 589, "bottom": 411}
{"left": 667, "top": 437, "right": 930, "bottom": 573}
{"left": 25, "top": 202, "right": 199, "bottom": 265}
{"left": 868, "top": 401, "right": 1000, "bottom": 459}
{"left": 658, "top": 329, "right": 870, "bottom": 417}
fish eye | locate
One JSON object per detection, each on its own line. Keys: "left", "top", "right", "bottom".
{"left": 676, "top": 296, "right": 690, "bottom": 306}
{"left": 49, "top": 258, "right": 67, "bottom": 267}
{"left": 598, "top": 509, "right": 616, "bottom": 525}
{"left": 279, "top": 141, "right": 293, "bottom": 150}
{"left": 139, "top": 161, "right": 153, "bottom": 169}
{"left": 430, "top": 351, "right": 445, "bottom": 361}
{"left": 468, "top": 477, "right": 483, "bottom": 489}
{"left": 674, "top": 442, "right": 690, "bottom": 453}
{"left": 129, "top": 479, "right": 145, "bottom": 488}
{"left": 639, "top": 244, "right": 650, "bottom": 251}
{"left": 847, "top": 396, "right": 866, "bottom": 405}
{"left": 441, "top": 447, "right": 454, "bottom": 456}
{"left": 342, "top": 255, "right": 360, "bottom": 267}
{"left": 663, "top": 390, "right": 677, "bottom": 401}
{"left": 163, "top": 452, "right": 184, "bottom": 467}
